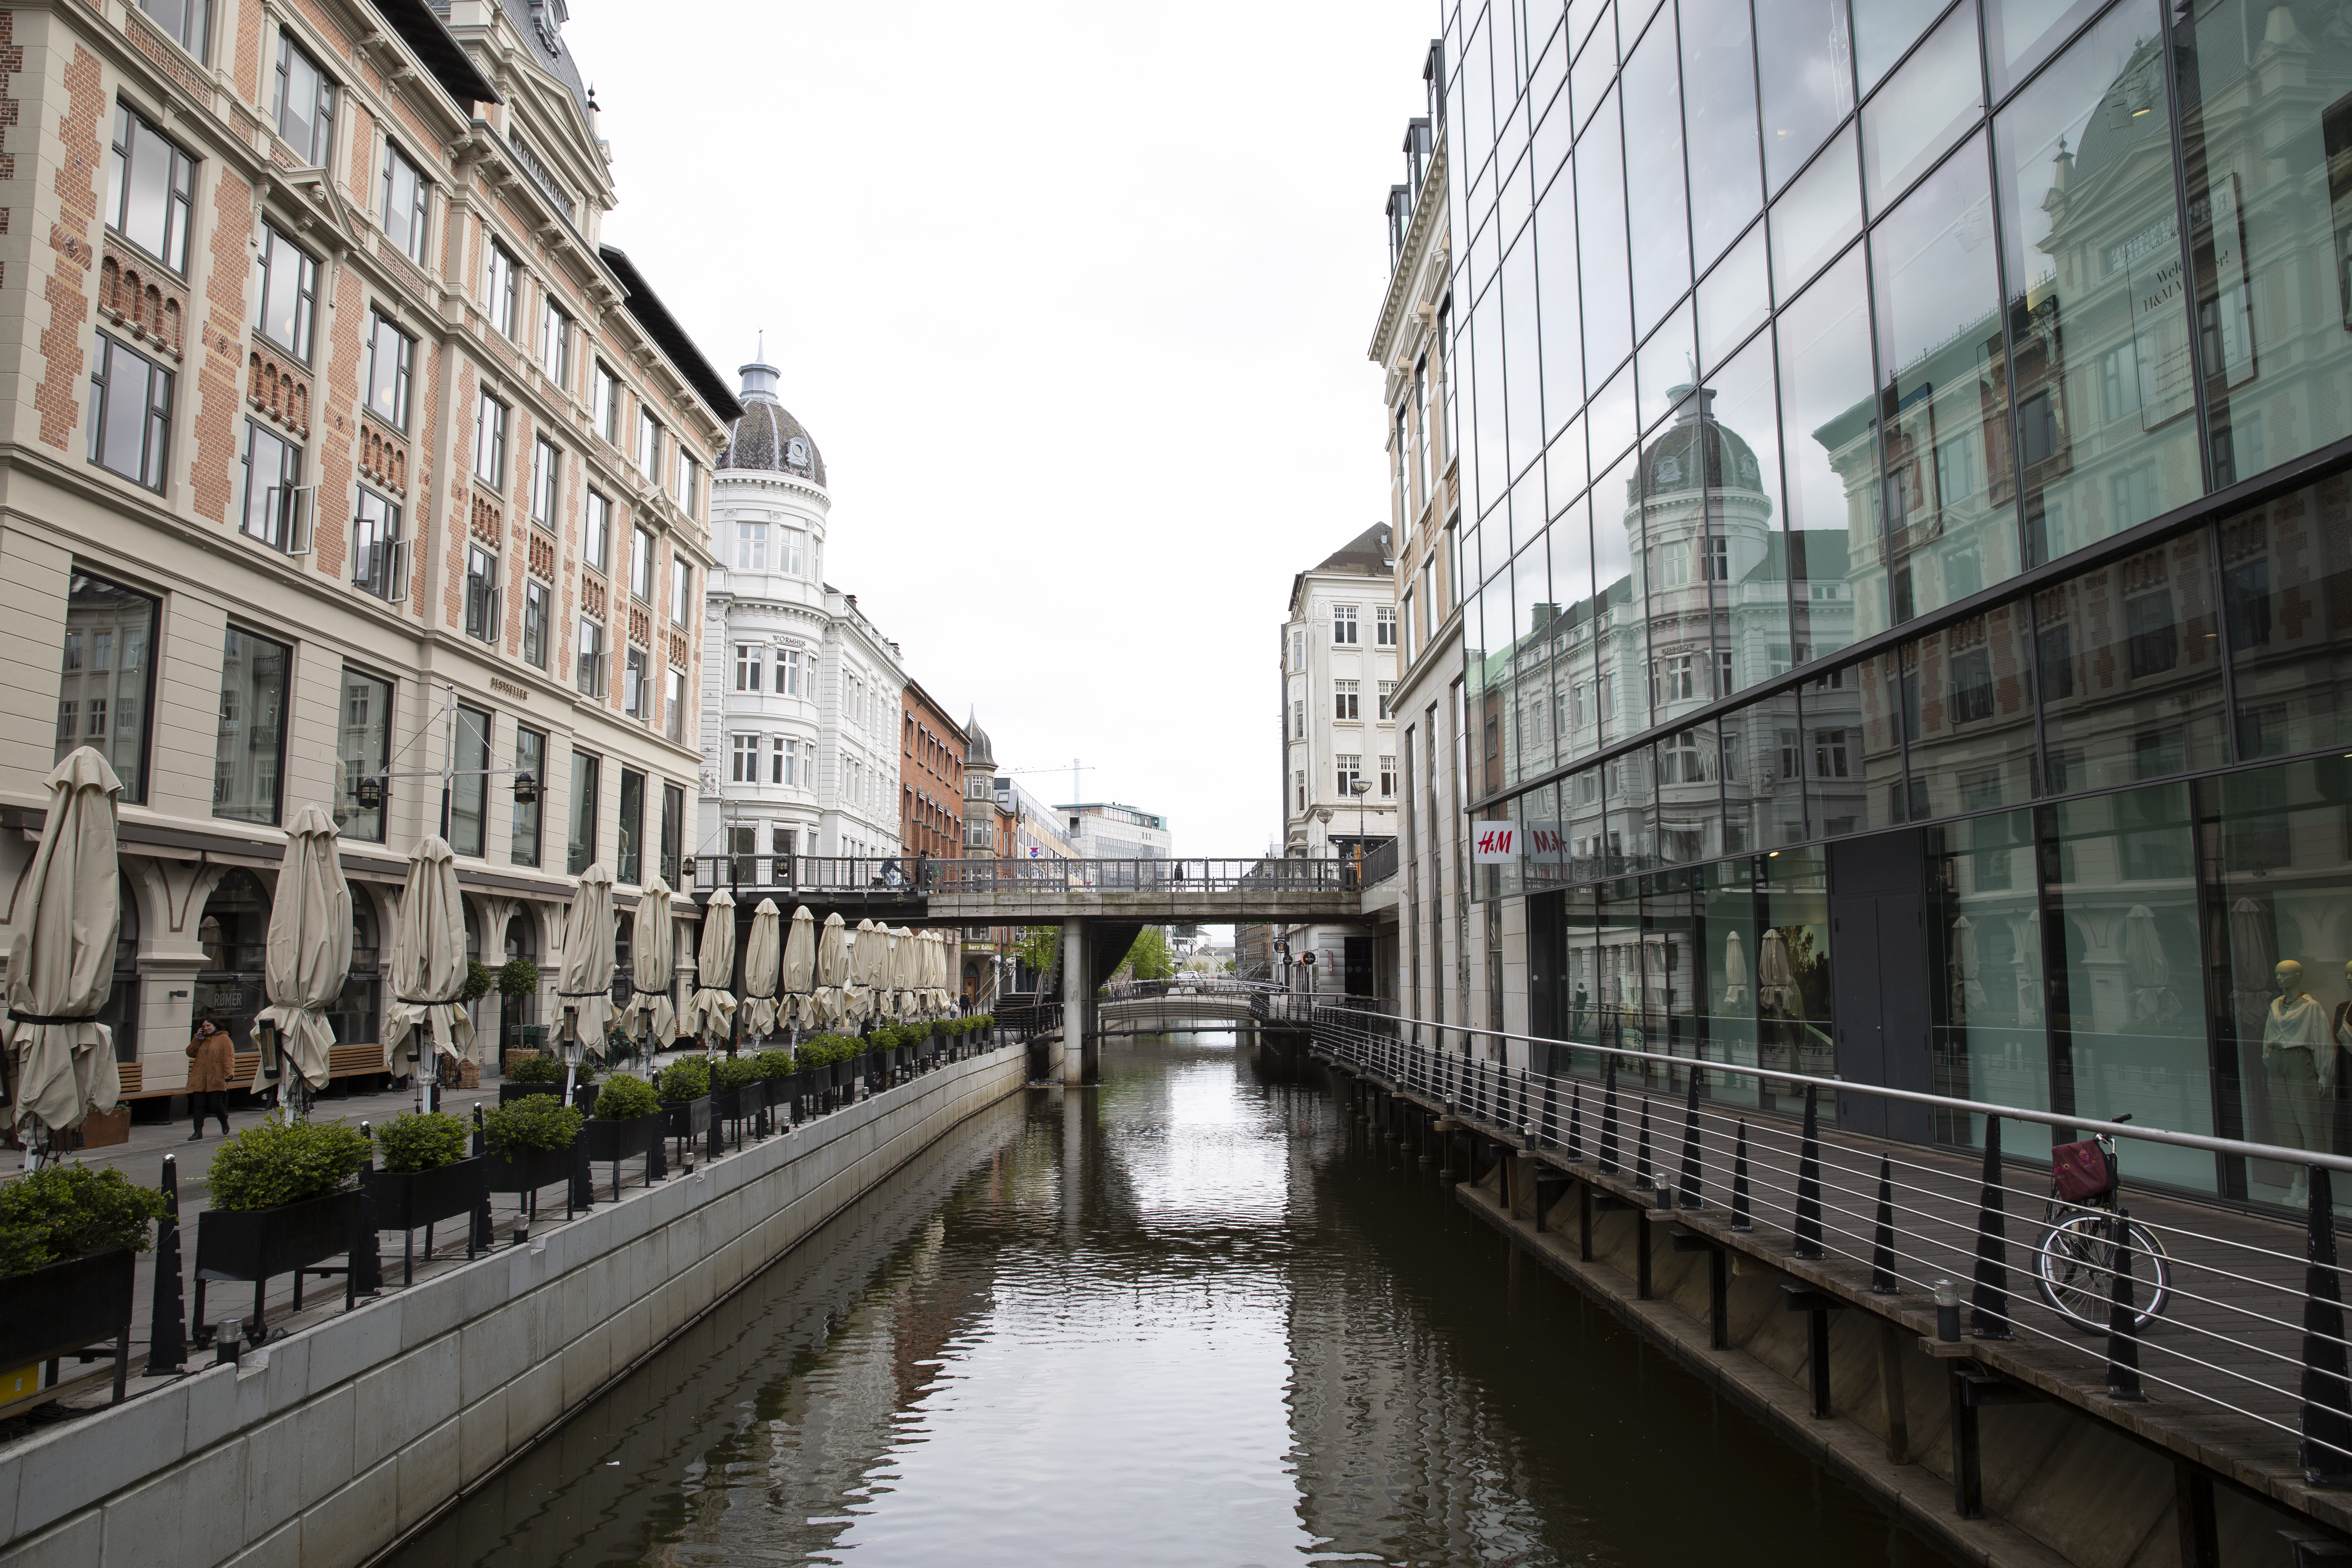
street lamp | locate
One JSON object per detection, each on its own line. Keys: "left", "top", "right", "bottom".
{"left": 1349, "top": 777, "right": 1373, "bottom": 849}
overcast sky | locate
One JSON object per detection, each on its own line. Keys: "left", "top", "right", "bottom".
{"left": 563, "top": 0, "right": 1432, "bottom": 859}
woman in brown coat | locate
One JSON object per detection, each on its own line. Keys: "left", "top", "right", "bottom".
{"left": 185, "top": 1016, "right": 234, "bottom": 1139}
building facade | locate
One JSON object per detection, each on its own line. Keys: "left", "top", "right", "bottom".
{"left": 1059, "top": 801, "right": 1172, "bottom": 862}
{"left": 1430, "top": 0, "right": 2352, "bottom": 1206}
{"left": 699, "top": 363, "right": 904, "bottom": 873}
{"left": 899, "top": 679, "right": 966, "bottom": 864}
{"left": 994, "top": 777, "right": 1077, "bottom": 863}
{"left": 1281, "top": 526, "right": 1401, "bottom": 861}
{"left": 0, "top": 0, "right": 739, "bottom": 1096}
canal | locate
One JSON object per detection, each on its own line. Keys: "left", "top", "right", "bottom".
{"left": 390, "top": 1033, "right": 1962, "bottom": 1566}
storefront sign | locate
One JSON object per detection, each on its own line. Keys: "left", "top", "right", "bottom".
{"left": 1471, "top": 822, "right": 1517, "bottom": 863}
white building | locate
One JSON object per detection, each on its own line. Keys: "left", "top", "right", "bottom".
{"left": 1282, "top": 525, "right": 1400, "bottom": 860}
{"left": 1059, "top": 802, "right": 1172, "bottom": 861}
{"left": 698, "top": 362, "right": 905, "bottom": 871}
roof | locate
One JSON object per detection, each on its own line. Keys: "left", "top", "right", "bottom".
{"left": 386, "top": 0, "right": 502, "bottom": 107}
{"left": 964, "top": 709, "right": 994, "bottom": 769}
{"left": 716, "top": 362, "right": 825, "bottom": 483}
{"left": 597, "top": 246, "right": 742, "bottom": 424}
{"left": 1634, "top": 388, "right": 1766, "bottom": 500}
{"left": 1315, "top": 522, "right": 1393, "bottom": 574}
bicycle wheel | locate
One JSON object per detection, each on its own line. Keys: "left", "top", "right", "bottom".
{"left": 2035, "top": 1212, "right": 2171, "bottom": 1334}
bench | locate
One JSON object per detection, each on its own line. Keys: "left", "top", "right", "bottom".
{"left": 114, "top": 1042, "right": 394, "bottom": 1100}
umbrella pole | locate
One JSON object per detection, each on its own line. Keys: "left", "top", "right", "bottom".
{"left": 419, "top": 1020, "right": 439, "bottom": 1118}
{"left": 560, "top": 1006, "right": 579, "bottom": 1105}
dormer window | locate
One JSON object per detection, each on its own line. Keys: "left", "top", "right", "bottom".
{"left": 786, "top": 437, "right": 808, "bottom": 469}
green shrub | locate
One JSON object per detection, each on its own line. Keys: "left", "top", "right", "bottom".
{"left": 208, "top": 1120, "right": 373, "bottom": 1212}
{"left": 0, "top": 1166, "right": 167, "bottom": 1276}
{"left": 710, "top": 1055, "right": 762, "bottom": 1093}
{"left": 904, "top": 1020, "right": 933, "bottom": 1044}
{"left": 869, "top": 1025, "right": 900, "bottom": 1053}
{"left": 496, "top": 958, "right": 540, "bottom": 1000}
{"left": 481, "top": 1096, "right": 583, "bottom": 1155}
{"left": 505, "top": 1053, "right": 566, "bottom": 1083}
{"left": 594, "top": 1072, "right": 659, "bottom": 1120}
{"left": 657, "top": 1055, "right": 712, "bottom": 1102}
{"left": 753, "top": 1049, "right": 795, "bottom": 1079}
{"left": 461, "top": 958, "right": 494, "bottom": 1003}
{"left": 375, "top": 1112, "right": 470, "bottom": 1174}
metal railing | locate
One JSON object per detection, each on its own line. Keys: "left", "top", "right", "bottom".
{"left": 1100, "top": 976, "right": 1287, "bottom": 1003}
{"left": 1360, "top": 838, "right": 1400, "bottom": 886}
{"left": 683, "top": 855, "right": 1359, "bottom": 898}
{"left": 1303, "top": 1002, "right": 2352, "bottom": 1487}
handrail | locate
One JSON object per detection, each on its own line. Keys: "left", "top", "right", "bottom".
{"left": 1308, "top": 1002, "right": 2352, "bottom": 1176}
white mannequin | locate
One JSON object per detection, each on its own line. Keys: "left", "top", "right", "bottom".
{"left": 2265, "top": 959, "right": 2333, "bottom": 1202}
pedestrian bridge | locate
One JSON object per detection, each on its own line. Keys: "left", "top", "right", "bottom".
{"left": 682, "top": 855, "right": 1364, "bottom": 925}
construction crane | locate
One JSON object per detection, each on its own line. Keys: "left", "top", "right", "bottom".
{"left": 1004, "top": 759, "right": 1096, "bottom": 806}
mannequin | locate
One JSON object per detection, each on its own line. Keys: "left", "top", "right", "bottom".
{"left": 2335, "top": 959, "right": 2352, "bottom": 1092}
{"left": 2265, "top": 959, "right": 2334, "bottom": 1202}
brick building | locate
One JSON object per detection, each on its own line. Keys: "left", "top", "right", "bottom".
{"left": 898, "top": 678, "right": 964, "bottom": 864}
{"left": 0, "top": 0, "right": 737, "bottom": 1100}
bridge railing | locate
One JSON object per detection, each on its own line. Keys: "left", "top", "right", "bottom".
{"left": 1102, "top": 976, "right": 1287, "bottom": 1004}
{"left": 1303, "top": 1001, "right": 2352, "bottom": 1490}
{"left": 682, "top": 856, "right": 1362, "bottom": 899}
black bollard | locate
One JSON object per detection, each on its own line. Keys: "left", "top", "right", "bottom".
{"left": 1793, "top": 1085, "right": 1824, "bottom": 1260}
{"left": 706, "top": 1104, "right": 724, "bottom": 1165}
{"left": 1969, "top": 1114, "right": 2013, "bottom": 1339}
{"left": 1677, "top": 1068, "right": 1704, "bottom": 1210}
{"left": 352, "top": 1124, "right": 383, "bottom": 1296}
{"left": 146, "top": 1154, "right": 187, "bottom": 1375}
{"left": 1732, "top": 1119, "right": 1753, "bottom": 1232}
{"left": 1599, "top": 1056, "right": 1621, "bottom": 1174}
{"left": 1635, "top": 1095, "right": 1655, "bottom": 1190}
{"left": 2302, "top": 1167, "right": 2352, "bottom": 1483}
{"left": 1871, "top": 1155, "right": 1899, "bottom": 1294}
{"left": 2106, "top": 1208, "right": 2146, "bottom": 1402}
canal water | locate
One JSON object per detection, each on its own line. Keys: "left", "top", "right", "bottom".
{"left": 391, "top": 1034, "right": 1960, "bottom": 1567}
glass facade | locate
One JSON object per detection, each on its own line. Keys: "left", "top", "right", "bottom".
{"left": 1438, "top": 0, "right": 2352, "bottom": 1203}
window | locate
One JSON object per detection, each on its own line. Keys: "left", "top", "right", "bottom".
{"left": 616, "top": 769, "right": 644, "bottom": 884}
{"left": 575, "top": 616, "right": 606, "bottom": 697}
{"left": 1379, "top": 755, "right": 1396, "bottom": 797}
{"left": 1950, "top": 647, "right": 1995, "bottom": 724}
{"left": 475, "top": 394, "right": 508, "bottom": 488}
{"left": 1401, "top": 589, "right": 1417, "bottom": 661}
{"left": 464, "top": 546, "right": 499, "bottom": 642}
{"left": 214, "top": 626, "right": 289, "bottom": 825}
{"left": 538, "top": 298, "right": 570, "bottom": 386}
{"left": 1813, "top": 728, "right": 1852, "bottom": 779}
{"left": 511, "top": 725, "right": 543, "bottom": 866}
{"left": 1333, "top": 605, "right": 1359, "bottom": 644}
{"left": 593, "top": 363, "right": 621, "bottom": 443}
{"left": 1336, "top": 754, "right": 1362, "bottom": 794}
{"left": 660, "top": 782, "right": 684, "bottom": 885}
{"left": 567, "top": 750, "right": 599, "bottom": 875}
{"left": 1779, "top": 728, "right": 1802, "bottom": 780}
{"left": 730, "top": 733, "right": 759, "bottom": 783}
{"left": 273, "top": 36, "right": 335, "bottom": 166}
{"left": 449, "top": 704, "right": 490, "bottom": 856}
{"left": 1294, "top": 769, "right": 1306, "bottom": 811}
{"left": 1703, "top": 536, "right": 1729, "bottom": 581}
{"left": 665, "top": 667, "right": 685, "bottom": 743}
{"left": 780, "top": 648, "right": 803, "bottom": 696}
{"left": 1376, "top": 606, "right": 1397, "bottom": 646}
{"left": 771, "top": 735, "right": 798, "bottom": 786}
{"left": 381, "top": 143, "right": 428, "bottom": 263}
{"left": 671, "top": 560, "right": 692, "bottom": 626}
{"left": 584, "top": 491, "right": 611, "bottom": 573}
{"left": 483, "top": 241, "right": 518, "bottom": 338}
{"left": 1292, "top": 630, "right": 1307, "bottom": 669}
{"left": 238, "top": 420, "right": 304, "bottom": 551}
{"left": 737, "top": 522, "right": 768, "bottom": 569}
{"left": 1292, "top": 699, "right": 1305, "bottom": 740}
{"left": 780, "top": 530, "right": 806, "bottom": 575}
{"left": 529, "top": 439, "right": 561, "bottom": 529}
{"left": 637, "top": 409, "right": 662, "bottom": 481}
{"left": 629, "top": 526, "right": 653, "bottom": 601}
{"left": 108, "top": 105, "right": 195, "bottom": 271}
{"left": 624, "top": 645, "right": 649, "bottom": 720}
{"left": 352, "top": 490, "right": 404, "bottom": 602}
{"left": 137, "top": 0, "right": 209, "bottom": 60}
{"left": 1377, "top": 680, "right": 1395, "bottom": 721}
{"left": 364, "top": 311, "right": 412, "bottom": 429}
{"left": 250, "top": 223, "right": 316, "bottom": 360}
{"left": 2125, "top": 590, "right": 2179, "bottom": 679}
{"left": 674, "top": 450, "right": 698, "bottom": 517}
{"left": 60, "top": 572, "right": 157, "bottom": 803}
{"left": 87, "top": 336, "right": 172, "bottom": 491}
{"left": 1334, "top": 680, "right": 1360, "bottom": 721}
{"left": 735, "top": 644, "right": 763, "bottom": 692}
{"left": 522, "top": 579, "right": 550, "bottom": 668}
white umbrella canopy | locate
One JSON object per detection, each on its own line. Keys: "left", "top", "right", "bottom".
{"left": 5, "top": 747, "right": 123, "bottom": 1136}
{"left": 381, "top": 835, "right": 476, "bottom": 1073}
{"left": 684, "top": 889, "right": 737, "bottom": 1044}
{"left": 1757, "top": 927, "right": 1792, "bottom": 1013}
{"left": 556, "top": 863, "right": 617, "bottom": 1056}
{"left": 254, "top": 804, "right": 351, "bottom": 1093}
{"left": 742, "top": 898, "right": 782, "bottom": 1040}
{"left": 1721, "top": 931, "right": 1748, "bottom": 1010}
{"left": 813, "top": 911, "right": 849, "bottom": 1027}
{"left": 619, "top": 877, "right": 677, "bottom": 1044}
{"left": 777, "top": 904, "right": 815, "bottom": 1033}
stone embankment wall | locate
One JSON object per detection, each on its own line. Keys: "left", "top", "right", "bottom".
{"left": 0, "top": 1047, "right": 1033, "bottom": 1568}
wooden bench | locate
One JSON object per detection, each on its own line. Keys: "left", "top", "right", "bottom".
{"left": 115, "top": 1043, "right": 394, "bottom": 1100}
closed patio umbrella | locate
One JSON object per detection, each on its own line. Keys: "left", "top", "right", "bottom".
{"left": 619, "top": 877, "right": 677, "bottom": 1046}
{"left": 742, "top": 899, "right": 782, "bottom": 1040}
{"left": 846, "top": 917, "right": 881, "bottom": 1024}
{"left": 1721, "top": 930, "right": 1748, "bottom": 1011}
{"left": 2124, "top": 904, "right": 2172, "bottom": 1022}
{"left": 813, "top": 911, "right": 849, "bottom": 1027}
{"left": 780, "top": 904, "right": 815, "bottom": 1031}
{"left": 4, "top": 747, "right": 123, "bottom": 1145}
{"left": 1757, "top": 927, "right": 1791, "bottom": 1013}
{"left": 555, "top": 864, "right": 617, "bottom": 1059}
{"left": 684, "top": 889, "right": 736, "bottom": 1045}
{"left": 381, "top": 835, "right": 475, "bottom": 1105}
{"left": 2011, "top": 909, "right": 2044, "bottom": 1025}
{"left": 2229, "top": 896, "right": 2276, "bottom": 1038}
{"left": 253, "top": 804, "right": 351, "bottom": 1102}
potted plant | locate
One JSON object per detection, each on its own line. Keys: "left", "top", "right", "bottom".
{"left": 0, "top": 1167, "right": 165, "bottom": 1409}
{"left": 753, "top": 1047, "right": 795, "bottom": 1122}
{"left": 501, "top": 1051, "right": 596, "bottom": 1111}
{"left": 481, "top": 1096, "right": 584, "bottom": 1218}
{"left": 363, "top": 1112, "right": 483, "bottom": 1285}
{"left": 709, "top": 1053, "right": 761, "bottom": 1121}
{"left": 197, "top": 1120, "right": 373, "bottom": 1338}
{"left": 657, "top": 1054, "right": 714, "bottom": 1150}
{"left": 581, "top": 1071, "right": 666, "bottom": 1195}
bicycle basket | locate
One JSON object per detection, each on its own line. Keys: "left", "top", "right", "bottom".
{"left": 2052, "top": 1139, "right": 2113, "bottom": 1202}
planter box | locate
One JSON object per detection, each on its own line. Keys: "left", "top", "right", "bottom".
{"left": 482, "top": 1144, "right": 572, "bottom": 1195}
{"left": 580, "top": 1111, "right": 662, "bottom": 1165}
{"left": 368, "top": 1157, "right": 484, "bottom": 1231}
{"left": 709, "top": 1084, "right": 745, "bottom": 1122}
{"left": 194, "top": 1190, "right": 363, "bottom": 1333}
{"left": 0, "top": 1249, "right": 134, "bottom": 1368}
{"left": 499, "top": 1080, "right": 597, "bottom": 1112}
{"left": 662, "top": 1095, "right": 712, "bottom": 1141}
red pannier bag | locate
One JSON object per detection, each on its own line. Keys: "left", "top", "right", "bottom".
{"left": 2052, "top": 1139, "right": 2111, "bottom": 1202}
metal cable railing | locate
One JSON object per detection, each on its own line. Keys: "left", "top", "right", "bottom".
{"left": 1301, "top": 1003, "right": 2352, "bottom": 1484}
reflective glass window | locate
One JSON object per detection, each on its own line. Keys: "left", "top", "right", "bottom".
{"left": 1586, "top": 358, "right": 1638, "bottom": 468}
{"left": 1802, "top": 657, "right": 1901, "bottom": 838}
{"left": 1549, "top": 492, "right": 1599, "bottom": 762}
{"left": 450, "top": 704, "right": 489, "bottom": 858}
{"left": 1501, "top": 234, "right": 1544, "bottom": 476}
{"left": 1570, "top": 1, "right": 1617, "bottom": 136}
{"left": 1755, "top": 0, "right": 1856, "bottom": 191}
{"left": 567, "top": 750, "right": 599, "bottom": 876}
{"left": 1698, "top": 224, "right": 1771, "bottom": 375}
{"left": 1471, "top": 296, "right": 1507, "bottom": 519}
{"left": 2036, "top": 532, "right": 2226, "bottom": 795}
{"left": 1855, "top": 0, "right": 1949, "bottom": 91}
{"left": 1703, "top": 335, "right": 1792, "bottom": 702}
{"left": 1762, "top": 844, "right": 1834, "bottom": 1118}
{"left": 1776, "top": 248, "right": 1881, "bottom": 649}
{"left": 58, "top": 571, "right": 156, "bottom": 803}
{"left": 1620, "top": 12, "right": 1690, "bottom": 336}
{"left": 335, "top": 667, "right": 390, "bottom": 844}
{"left": 1681, "top": 0, "right": 1764, "bottom": 272}
{"left": 1721, "top": 684, "right": 1807, "bottom": 850}
{"left": 1769, "top": 124, "right": 1862, "bottom": 296}
{"left": 1860, "top": 0, "right": 1984, "bottom": 214}
{"left": 1534, "top": 167, "right": 1584, "bottom": 439}
{"left": 214, "top": 626, "right": 288, "bottom": 825}
{"left": 1984, "top": 0, "right": 2111, "bottom": 98}
{"left": 1903, "top": 606, "right": 2038, "bottom": 821}
{"left": 2220, "top": 477, "right": 2352, "bottom": 761}
{"left": 1592, "top": 448, "right": 1646, "bottom": 745}
{"left": 1576, "top": 89, "right": 1634, "bottom": 384}
{"left": 1636, "top": 298, "right": 1695, "bottom": 432}
{"left": 1927, "top": 809, "right": 2049, "bottom": 1152}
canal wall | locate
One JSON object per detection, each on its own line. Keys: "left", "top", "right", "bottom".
{"left": 0, "top": 1045, "right": 1034, "bottom": 1568}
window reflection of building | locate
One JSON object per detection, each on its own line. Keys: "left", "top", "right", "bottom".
{"left": 56, "top": 572, "right": 157, "bottom": 802}
{"left": 195, "top": 869, "right": 269, "bottom": 1052}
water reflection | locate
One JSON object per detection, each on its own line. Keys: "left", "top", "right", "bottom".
{"left": 392, "top": 1032, "right": 1958, "bottom": 1567}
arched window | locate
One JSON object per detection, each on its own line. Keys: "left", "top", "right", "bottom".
{"left": 328, "top": 896, "right": 381, "bottom": 1049}
{"left": 100, "top": 874, "right": 139, "bottom": 1062}
{"left": 195, "top": 869, "right": 268, "bottom": 1051}
{"left": 502, "top": 911, "right": 540, "bottom": 1047}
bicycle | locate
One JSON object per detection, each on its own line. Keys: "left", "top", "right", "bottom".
{"left": 2033, "top": 1112, "right": 2174, "bottom": 1334}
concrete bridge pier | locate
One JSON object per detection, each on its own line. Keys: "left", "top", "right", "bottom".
{"left": 1060, "top": 918, "right": 1097, "bottom": 1087}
